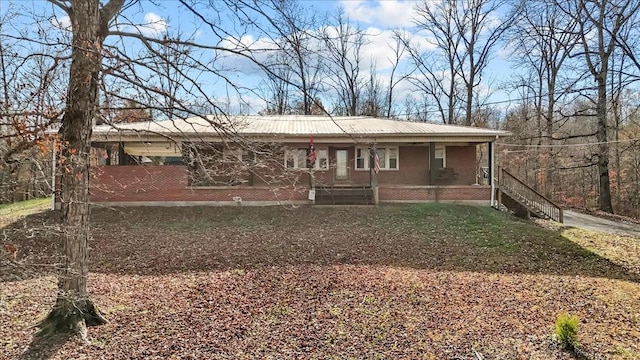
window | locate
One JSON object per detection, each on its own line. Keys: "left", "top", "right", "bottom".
{"left": 285, "top": 148, "right": 329, "bottom": 170}
{"left": 285, "top": 149, "right": 307, "bottom": 169}
{"left": 223, "top": 147, "right": 254, "bottom": 164}
{"left": 433, "top": 145, "right": 446, "bottom": 169}
{"left": 356, "top": 148, "right": 367, "bottom": 169}
{"left": 184, "top": 143, "right": 254, "bottom": 186}
{"left": 355, "top": 147, "right": 399, "bottom": 170}
{"left": 315, "top": 149, "right": 329, "bottom": 170}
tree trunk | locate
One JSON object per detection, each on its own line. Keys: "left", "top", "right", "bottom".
{"left": 36, "top": 0, "right": 122, "bottom": 338}
{"left": 596, "top": 73, "right": 614, "bottom": 213}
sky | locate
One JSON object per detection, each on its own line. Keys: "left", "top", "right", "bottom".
{"left": 2, "top": 0, "right": 516, "bottom": 119}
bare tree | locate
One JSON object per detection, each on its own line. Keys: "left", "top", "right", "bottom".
{"left": 409, "top": 1, "right": 464, "bottom": 124}
{"left": 411, "top": 0, "right": 516, "bottom": 125}
{"left": 507, "top": 0, "right": 579, "bottom": 197}
{"left": 321, "top": 10, "right": 365, "bottom": 116}
{"left": 385, "top": 32, "right": 411, "bottom": 118}
{"left": 260, "top": 52, "right": 293, "bottom": 115}
{"left": 0, "top": 6, "right": 66, "bottom": 203}
{"left": 2, "top": 0, "right": 324, "bottom": 341}
{"left": 229, "top": 0, "right": 324, "bottom": 115}
{"left": 33, "top": 0, "right": 123, "bottom": 338}
{"left": 360, "top": 64, "right": 385, "bottom": 117}
{"left": 557, "top": 0, "right": 640, "bottom": 213}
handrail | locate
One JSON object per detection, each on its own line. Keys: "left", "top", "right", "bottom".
{"left": 499, "top": 168, "right": 563, "bottom": 223}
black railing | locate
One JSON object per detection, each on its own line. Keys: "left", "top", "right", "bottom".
{"left": 498, "top": 168, "right": 563, "bottom": 223}
{"left": 315, "top": 185, "right": 373, "bottom": 205}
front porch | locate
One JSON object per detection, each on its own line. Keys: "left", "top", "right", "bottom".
{"left": 89, "top": 164, "right": 492, "bottom": 206}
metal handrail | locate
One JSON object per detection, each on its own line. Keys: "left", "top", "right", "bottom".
{"left": 499, "top": 168, "right": 563, "bottom": 223}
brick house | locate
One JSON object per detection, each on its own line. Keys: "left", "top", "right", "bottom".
{"left": 88, "top": 115, "right": 510, "bottom": 206}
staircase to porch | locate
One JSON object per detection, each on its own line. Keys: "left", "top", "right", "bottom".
{"left": 497, "top": 168, "right": 564, "bottom": 223}
{"left": 314, "top": 185, "right": 374, "bottom": 205}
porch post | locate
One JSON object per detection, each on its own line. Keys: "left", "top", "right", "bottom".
{"left": 429, "top": 142, "right": 436, "bottom": 184}
{"left": 118, "top": 142, "right": 127, "bottom": 165}
{"left": 489, "top": 140, "right": 496, "bottom": 208}
{"left": 370, "top": 144, "right": 379, "bottom": 204}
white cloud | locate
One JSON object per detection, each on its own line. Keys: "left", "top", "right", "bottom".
{"left": 50, "top": 15, "right": 71, "bottom": 31}
{"left": 138, "top": 12, "right": 168, "bottom": 37}
{"left": 340, "top": 0, "right": 418, "bottom": 27}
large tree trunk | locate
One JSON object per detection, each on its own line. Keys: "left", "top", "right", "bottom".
{"left": 37, "top": 0, "right": 122, "bottom": 338}
{"left": 596, "top": 72, "right": 614, "bottom": 213}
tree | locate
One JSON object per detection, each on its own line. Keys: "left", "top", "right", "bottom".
{"left": 260, "top": 53, "right": 293, "bottom": 115}
{"left": 385, "top": 32, "right": 411, "bottom": 118}
{"left": 412, "top": 0, "right": 516, "bottom": 125}
{"left": 233, "top": 0, "right": 324, "bottom": 115}
{"left": 29, "top": 0, "right": 288, "bottom": 340}
{"left": 557, "top": 0, "right": 640, "bottom": 213}
{"left": 321, "top": 10, "right": 365, "bottom": 116}
{"left": 0, "top": 6, "right": 66, "bottom": 203}
{"left": 35, "top": 0, "right": 123, "bottom": 338}
{"left": 360, "top": 64, "right": 385, "bottom": 117}
{"left": 408, "top": 1, "right": 463, "bottom": 124}
{"left": 507, "top": 0, "right": 579, "bottom": 196}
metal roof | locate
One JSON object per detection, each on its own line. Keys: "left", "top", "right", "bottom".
{"left": 92, "top": 115, "right": 510, "bottom": 141}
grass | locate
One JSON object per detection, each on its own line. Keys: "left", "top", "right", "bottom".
{"left": 0, "top": 197, "right": 50, "bottom": 228}
{"left": 1, "top": 202, "right": 640, "bottom": 359}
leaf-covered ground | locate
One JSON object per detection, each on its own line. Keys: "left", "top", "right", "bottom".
{"left": 2, "top": 204, "right": 639, "bottom": 359}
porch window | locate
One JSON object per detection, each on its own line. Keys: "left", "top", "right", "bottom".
{"left": 285, "top": 149, "right": 307, "bottom": 169}
{"left": 223, "top": 147, "right": 254, "bottom": 164}
{"left": 285, "top": 148, "right": 329, "bottom": 170}
{"left": 315, "top": 149, "right": 329, "bottom": 170}
{"left": 434, "top": 145, "right": 446, "bottom": 169}
{"left": 355, "top": 147, "right": 399, "bottom": 170}
{"left": 356, "top": 148, "right": 367, "bottom": 169}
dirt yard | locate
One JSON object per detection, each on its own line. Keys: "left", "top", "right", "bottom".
{"left": 1, "top": 203, "right": 639, "bottom": 359}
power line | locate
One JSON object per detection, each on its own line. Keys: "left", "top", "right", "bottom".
{"left": 497, "top": 137, "right": 640, "bottom": 148}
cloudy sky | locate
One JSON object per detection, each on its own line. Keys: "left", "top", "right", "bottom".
{"left": 5, "top": 0, "right": 514, "bottom": 117}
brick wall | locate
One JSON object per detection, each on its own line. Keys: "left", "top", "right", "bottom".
{"left": 91, "top": 165, "right": 308, "bottom": 203}
{"left": 446, "top": 145, "right": 478, "bottom": 185}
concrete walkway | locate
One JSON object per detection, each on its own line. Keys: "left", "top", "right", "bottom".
{"left": 563, "top": 210, "right": 640, "bottom": 238}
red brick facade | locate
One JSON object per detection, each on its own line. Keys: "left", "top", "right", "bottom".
{"left": 89, "top": 143, "right": 491, "bottom": 205}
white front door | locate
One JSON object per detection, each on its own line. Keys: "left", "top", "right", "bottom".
{"left": 335, "top": 149, "right": 349, "bottom": 180}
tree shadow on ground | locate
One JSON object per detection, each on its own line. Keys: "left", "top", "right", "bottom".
{"left": 18, "top": 331, "right": 74, "bottom": 360}
{"left": 2, "top": 204, "right": 639, "bottom": 283}
{"left": 1, "top": 210, "right": 61, "bottom": 282}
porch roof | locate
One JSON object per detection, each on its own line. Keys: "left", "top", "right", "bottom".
{"left": 92, "top": 115, "right": 511, "bottom": 143}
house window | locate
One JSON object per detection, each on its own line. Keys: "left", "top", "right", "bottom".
{"left": 223, "top": 147, "right": 254, "bottom": 164}
{"left": 356, "top": 148, "right": 367, "bottom": 169}
{"left": 433, "top": 145, "right": 446, "bottom": 169}
{"left": 355, "top": 147, "right": 399, "bottom": 170}
{"left": 285, "top": 148, "right": 329, "bottom": 170}
{"left": 285, "top": 149, "right": 307, "bottom": 169}
{"left": 315, "top": 149, "right": 329, "bottom": 170}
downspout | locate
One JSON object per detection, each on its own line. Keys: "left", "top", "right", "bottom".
{"left": 490, "top": 135, "right": 498, "bottom": 208}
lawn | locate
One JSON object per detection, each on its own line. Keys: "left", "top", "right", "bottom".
{"left": 1, "top": 203, "right": 639, "bottom": 359}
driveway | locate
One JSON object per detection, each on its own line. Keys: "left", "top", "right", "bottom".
{"left": 563, "top": 210, "right": 640, "bottom": 238}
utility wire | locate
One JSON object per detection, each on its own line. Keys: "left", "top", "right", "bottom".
{"left": 496, "top": 137, "right": 640, "bottom": 148}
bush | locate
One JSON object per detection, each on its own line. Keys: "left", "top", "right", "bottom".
{"left": 555, "top": 312, "right": 580, "bottom": 350}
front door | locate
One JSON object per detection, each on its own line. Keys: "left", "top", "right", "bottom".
{"left": 335, "top": 149, "right": 349, "bottom": 180}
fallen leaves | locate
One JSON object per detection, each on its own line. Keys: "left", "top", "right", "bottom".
{"left": 1, "top": 204, "right": 639, "bottom": 359}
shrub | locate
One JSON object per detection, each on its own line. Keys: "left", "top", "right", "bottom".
{"left": 555, "top": 312, "right": 580, "bottom": 350}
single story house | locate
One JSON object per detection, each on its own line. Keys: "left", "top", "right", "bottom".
{"left": 88, "top": 115, "right": 510, "bottom": 206}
